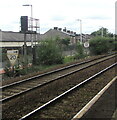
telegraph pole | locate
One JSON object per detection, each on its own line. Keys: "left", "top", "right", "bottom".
{"left": 77, "top": 19, "right": 82, "bottom": 44}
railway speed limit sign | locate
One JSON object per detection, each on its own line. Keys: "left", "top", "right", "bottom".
{"left": 7, "top": 50, "right": 19, "bottom": 66}
{"left": 84, "top": 42, "right": 89, "bottom": 48}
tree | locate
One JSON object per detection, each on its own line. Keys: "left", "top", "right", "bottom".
{"left": 74, "top": 42, "right": 85, "bottom": 59}
{"left": 91, "top": 27, "right": 114, "bottom": 37}
{"left": 89, "top": 37, "right": 113, "bottom": 55}
{"left": 60, "top": 38, "right": 70, "bottom": 46}
{"left": 55, "top": 36, "right": 70, "bottom": 46}
{"left": 36, "top": 39, "right": 63, "bottom": 65}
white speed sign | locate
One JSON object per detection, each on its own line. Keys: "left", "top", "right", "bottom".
{"left": 84, "top": 42, "right": 89, "bottom": 48}
{"left": 7, "top": 50, "right": 19, "bottom": 66}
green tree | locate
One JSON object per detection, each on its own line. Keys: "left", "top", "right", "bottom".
{"left": 60, "top": 38, "right": 70, "bottom": 46}
{"left": 74, "top": 42, "right": 85, "bottom": 59}
{"left": 91, "top": 27, "right": 114, "bottom": 37}
{"left": 89, "top": 37, "right": 114, "bottom": 55}
{"left": 55, "top": 36, "right": 70, "bottom": 51}
{"left": 36, "top": 39, "right": 63, "bottom": 65}
{"left": 55, "top": 36, "right": 70, "bottom": 46}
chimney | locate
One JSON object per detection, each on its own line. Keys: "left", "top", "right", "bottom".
{"left": 74, "top": 32, "right": 76, "bottom": 35}
{"left": 67, "top": 30, "right": 70, "bottom": 33}
{"left": 58, "top": 28, "right": 62, "bottom": 31}
{"left": 54, "top": 27, "right": 58, "bottom": 30}
{"left": 63, "top": 27, "right": 66, "bottom": 32}
{"left": 71, "top": 31, "right": 73, "bottom": 34}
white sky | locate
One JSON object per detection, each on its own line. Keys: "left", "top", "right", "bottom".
{"left": 0, "top": 0, "right": 116, "bottom": 34}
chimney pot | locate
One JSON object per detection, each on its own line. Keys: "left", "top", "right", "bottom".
{"left": 54, "top": 27, "right": 58, "bottom": 30}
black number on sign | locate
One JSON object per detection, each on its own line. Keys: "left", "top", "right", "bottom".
{"left": 10, "top": 55, "right": 16, "bottom": 60}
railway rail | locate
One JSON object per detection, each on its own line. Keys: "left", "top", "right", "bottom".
{"left": 2, "top": 53, "right": 116, "bottom": 119}
{"left": 0, "top": 55, "right": 116, "bottom": 102}
{"left": 19, "top": 62, "right": 117, "bottom": 120}
{"left": 1, "top": 54, "right": 116, "bottom": 102}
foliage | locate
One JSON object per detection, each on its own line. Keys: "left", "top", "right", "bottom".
{"left": 89, "top": 37, "right": 114, "bottom": 55}
{"left": 60, "top": 38, "right": 70, "bottom": 46}
{"left": 55, "top": 36, "right": 70, "bottom": 51}
{"left": 63, "top": 55, "right": 74, "bottom": 63}
{"left": 55, "top": 36, "right": 70, "bottom": 46}
{"left": 112, "top": 41, "right": 117, "bottom": 51}
{"left": 36, "top": 39, "right": 63, "bottom": 65}
{"left": 91, "top": 27, "right": 114, "bottom": 38}
{"left": 74, "top": 42, "right": 86, "bottom": 59}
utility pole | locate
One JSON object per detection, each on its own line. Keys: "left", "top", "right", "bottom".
{"left": 77, "top": 19, "right": 82, "bottom": 44}
{"left": 24, "top": 33, "right": 27, "bottom": 64}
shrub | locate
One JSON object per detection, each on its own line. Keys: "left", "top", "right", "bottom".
{"left": 74, "top": 42, "right": 86, "bottom": 59}
{"left": 89, "top": 37, "right": 114, "bottom": 55}
{"left": 112, "top": 41, "right": 117, "bottom": 51}
{"left": 36, "top": 39, "right": 63, "bottom": 65}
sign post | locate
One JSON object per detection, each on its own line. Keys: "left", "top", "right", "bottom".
{"left": 84, "top": 42, "right": 89, "bottom": 55}
{"left": 7, "top": 50, "right": 19, "bottom": 74}
{"left": 84, "top": 42, "right": 89, "bottom": 48}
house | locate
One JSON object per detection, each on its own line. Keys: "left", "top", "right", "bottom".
{"left": 0, "top": 28, "right": 92, "bottom": 48}
{"left": 40, "top": 27, "right": 80, "bottom": 44}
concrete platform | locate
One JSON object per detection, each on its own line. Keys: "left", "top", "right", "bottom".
{"left": 72, "top": 76, "right": 117, "bottom": 120}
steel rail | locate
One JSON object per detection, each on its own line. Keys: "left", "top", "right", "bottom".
{"left": 19, "top": 62, "right": 117, "bottom": 120}
{"left": 1, "top": 53, "right": 116, "bottom": 89}
{"left": 1, "top": 54, "right": 116, "bottom": 102}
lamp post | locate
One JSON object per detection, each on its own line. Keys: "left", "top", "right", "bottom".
{"left": 77, "top": 19, "right": 82, "bottom": 44}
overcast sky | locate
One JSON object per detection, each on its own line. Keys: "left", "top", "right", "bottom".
{"left": 0, "top": 0, "right": 116, "bottom": 34}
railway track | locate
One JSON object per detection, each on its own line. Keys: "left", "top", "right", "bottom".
{"left": 19, "top": 62, "right": 117, "bottom": 120}
{"left": 2, "top": 54, "right": 116, "bottom": 119}
{"left": 1, "top": 54, "right": 116, "bottom": 102}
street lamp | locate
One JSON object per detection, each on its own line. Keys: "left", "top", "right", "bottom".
{"left": 77, "top": 19, "right": 82, "bottom": 43}
{"left": 22, "top": 4, "right": 33, "bottom": 21}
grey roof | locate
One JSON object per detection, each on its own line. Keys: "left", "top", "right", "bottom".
{"left": 41, "top": 29, "right": 75, "bottom": 40}
{"left": 1, "top": 31, "right": 40, "bottom": 42}
{"left": 1, "top": 29, "right": 91, "bottom": 43}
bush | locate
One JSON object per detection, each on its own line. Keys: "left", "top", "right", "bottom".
{"left": 112, "top": 41, "right": 117, "bottom": 51}
{"left": 89, "top": 37, "right": 114, "bottom": 55}
{"left": 36, "top": 39, "right": 63, "bottom": 65}
{"left": 64, "top": 55, "right": 74, "bottom": 63}
{"left": 74, "top": 42, "right": 86, "bottom": 59}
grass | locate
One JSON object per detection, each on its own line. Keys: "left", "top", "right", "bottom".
{"left": 63, "top": 55, "right": 75, "bottom": 63}
{"left": 3, "top": 54, "right": 85, "bottom": 79}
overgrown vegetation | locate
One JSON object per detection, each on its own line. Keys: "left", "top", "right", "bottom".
{"left": 89, "top": 37, "right": 115, "bottom": 55}
{"left": 91, "top": 27, "right": 114, "bottom": 38}
{"left": 74, "top": 42, "right": 86, "bottom": 59}
{"left": 3, "top": 27, "right": 116, "bottom": 78}
{"left": 36, "top": 38, "right": 64, "bottom": 65}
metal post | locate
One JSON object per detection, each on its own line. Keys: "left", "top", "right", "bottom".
{"left": 30, "top": 5, "right": 33, "bottom": 49}
{"left": 80, "top": 20, "right": 82, "bottom": 43}
{"left": 24, "top": 33, "right": 27, "bottom": 64}
{"left": 77, "top": 19, "right": 82, "bottom": 44}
